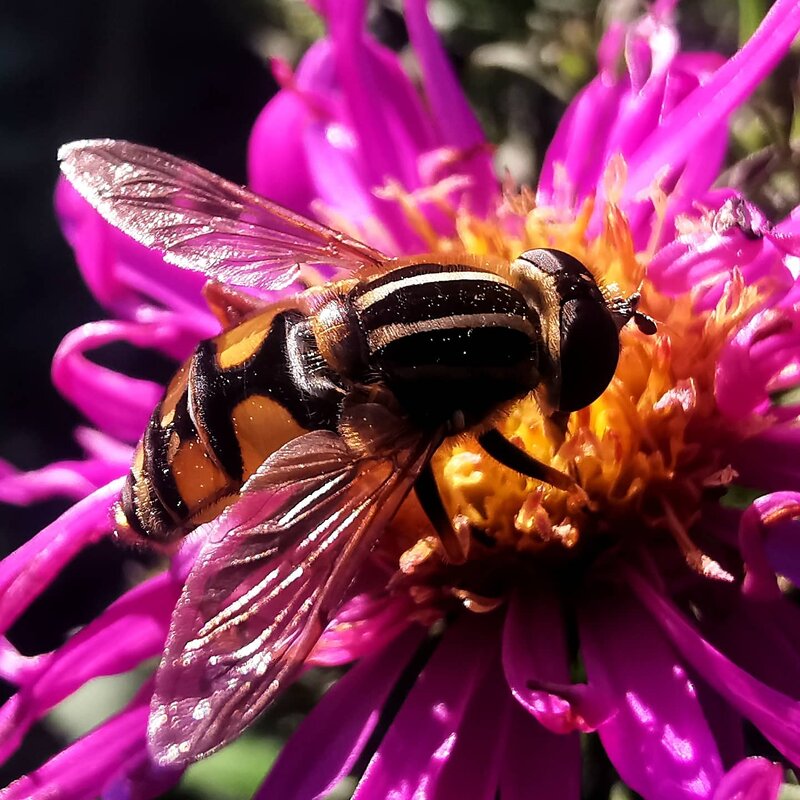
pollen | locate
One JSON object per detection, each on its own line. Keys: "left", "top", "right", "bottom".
{"left": 382, "top": 163, "right": 765, "bottom": 592}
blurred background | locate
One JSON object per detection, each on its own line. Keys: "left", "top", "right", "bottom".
{"left": 0, "top": 0, "right": 797, "bottom": 797}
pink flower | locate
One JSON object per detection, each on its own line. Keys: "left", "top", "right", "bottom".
{"left": 3, "top": 1, "right": 800, "bottom": 799}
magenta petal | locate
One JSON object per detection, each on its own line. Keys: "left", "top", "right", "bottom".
{"left": 403, "top": 0, "right": 481, "bottom": 149}
{"left": 690, "top": 675, "right": 745, "bottom": 770}
{"left": 248, "top": 90, "right": 317, "bottom": 215}
{"left": 51, "top": 321, "right": 170, "bottom": 442}
{"left": 1, "top": 691, "right": 150, "bottom": 800}
{"left": 302, "top": 114, "right": 417, "bottom": 255}
{"left": 606, "top": 26, "right": 677, "bottom": 161}
{"left": 765, "top": 517, "right": 800, "bottom": 587}
{"left": 327, "top": 1, "right": 414, "bottom": 190}
{"left": 0, "top": 638, "right": 41, "bottom": 686}
{"left": 55, "top": 181, "right": 212, "bottom": 325}
{"left": 628, "top": 566, "right": 800, "bottom": 764}
{"left": 325, "top": 4, "right": 433, "bottom": 193}
{"left": 353, "top": 613, "right": 497, "bottom": 800}
{"left": 655, "top": 126, "right": 729, "bottom": 247}
{"left": 645, "top": 211, "right": 788, "bottom": 306}
{"left": 102, "top": 757, "right": 182, "bottom": 800}
{"left": 434, "top": 656, "right": 510, "bottom": 800}
{"left": 712, "top": 758, "right": 782, "bottom": 800}
{"left": 403, "top": 0, "right": 496, "bottom": 213}
{"left": 626, "top": 0, "right": 800, "bottom": 201}
{"left": 75, "top": 427, "right": 133, "bottom": 465}
{"left": 537, "top": 77, "right": 626, "bottom": 207}
{"left": 502, "top": 585, "right": 612, "bottom": 733}
{"left": 0, "top": 457, "right": 125, "bottom": 505}
{"left": 303, "top": 120, "right": 388, "bottom": 241}
{"left": 0, "top": 478, "right": 121, "bottom": 636}
{"left": 309, "top": 592, "right": 418, "bottom": 667}
{"left": 0, "top": 427, "right": 130, "bottom": 505}
{"left": 730, "top": 424, "right": 800, "bottom": 494}
{"left": 254, "top": 9, "right": 460, "bottom": 249}
{"left": 367, "top": 42, "right": 437, "bottom": 157}
{"left": 541, "top": 5, "right": 727, "bottom": 223}
{"left": 0, "top": 573, "right": 178, "bottom": 764}
{"left": 248, "top": 41, "right": 334, "bottom": 214}
{"left": 320, "top": 6, "right": 430, "bottom": 251}
{"left": 580, "top": 582, "right": 723, "bottom": 800}
{"left": 537, "top": 14, "right": 624, "bottom": 204}
{"left": 499, "top": 701, "right": 580, "bottom": 800}
{"left": 716, "top": 309, "right": 800, "bottom": 422}
{"left": 738, "top": 492, "right": 800, "bottom": 598}
{"left": 256, "top": 627, "right": 424, "bottom": 800}
{"left": 697, "top": 589, "right": 800, "bottom": 702}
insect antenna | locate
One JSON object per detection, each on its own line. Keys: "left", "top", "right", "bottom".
{"left": 608, "top": 290, "right": 658, "bottom": 335}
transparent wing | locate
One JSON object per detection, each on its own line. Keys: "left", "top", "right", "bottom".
{"left": 58, "top": 139, "right": 388, "bottom": 291}
{"left": 149, "top": 404, "right": 438, "bottom": 766}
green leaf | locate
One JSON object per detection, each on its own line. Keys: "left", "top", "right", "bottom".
{"left": 720, "top": 484, "right": 766, "bottom": 510}
{"left": 609, "top": 782, "right": 636, "bottom": 800}
{"left": 739, "top": 0, "right": 768, "bottom": 45}
{"left": 180, "top": 735, "right": 282, "bottom": 800}
{"left": 772, "top": 384, "right": 800, "bottom": 407}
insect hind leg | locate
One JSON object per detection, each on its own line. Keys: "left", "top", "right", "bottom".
{"left": 477, "top": 428, "right": 576, "bottom": 491}
{"left": 414, "top": 462, "right": 474, "bottom": 564}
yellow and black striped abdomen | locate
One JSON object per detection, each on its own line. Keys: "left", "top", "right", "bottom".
{"left": 116, "top": 260, "right": 546, "bottom": 544}
{"left": 116, "top": 303, "right": 344, "bottom": 545}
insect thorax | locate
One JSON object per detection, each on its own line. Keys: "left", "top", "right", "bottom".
{"left": 346, "top": 262, "right": 542, "bottom": 427}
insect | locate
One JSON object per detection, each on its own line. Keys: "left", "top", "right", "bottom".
{"left": 59, "top": 139, "right": 655, "bottom": 766}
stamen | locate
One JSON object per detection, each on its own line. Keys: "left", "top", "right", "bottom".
{"left": 643, "top": 179, "right": 669, "bottom": 261}
{"left": 374, "top": 179, "right": 441, "bottom": 249}
{"left": 662, "top": 499, "right": 734, "bottom": 582}
{"left": 399, "top": 537, "right": 440, "bottom": 574}
{"left": 602, "top": 154, "right": 627, "bottom": 206}
{"left": 372, "top": 161, "right": 767, "bottom": 593}
{"left": 501, "top": 172, "right": 536, "bottom": 217}
{"left": 433, "top": 514, "right": 473, "bottom": 565}
{"left": 451, "top": 588, "right": 503, "bottom": 613}
{"left": 514, "top": 491, "right": 580, "bottom": 548}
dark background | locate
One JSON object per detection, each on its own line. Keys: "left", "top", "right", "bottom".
{"left": 0, "top": 0, "right": 275, "bottom": 792}
{"left": 0, "top": 0, "right": 273, "bottom": 474}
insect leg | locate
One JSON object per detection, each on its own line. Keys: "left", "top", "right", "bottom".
{"left": 414, "top": 462, "right": 471, "bottom": 563}
{"left": 477, "top": 428, "right": 575, "bottom": 491}
{"left": 202, "top": 281, "right": 267, "bottom": 328}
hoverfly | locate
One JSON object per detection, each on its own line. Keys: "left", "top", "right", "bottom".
{"left": 59, "top": 139, "right": 655, "bottom": 766}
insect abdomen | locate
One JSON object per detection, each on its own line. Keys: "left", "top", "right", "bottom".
{"left": 350, "top": 262, "right": 541, "bottom": 425}
{"left": 116, "top": 306, "right": 343, "bottom": 544}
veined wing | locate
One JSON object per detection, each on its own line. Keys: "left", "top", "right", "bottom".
{"left": 58, "top": 139, "right": 388, "bottom": 291}
{"left": 149, "top": 404, "right": 439, "bottom": 766}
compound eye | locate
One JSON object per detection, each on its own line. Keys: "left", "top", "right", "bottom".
{"left": 557, "top": 296, "right": 620, "bottom": 412}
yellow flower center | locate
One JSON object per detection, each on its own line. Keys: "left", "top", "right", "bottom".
{"left": 325, "top": 161, "right": 767, "bottom": 601}
{"left": 434, "top": 197, "right": 758, "bottom": 557}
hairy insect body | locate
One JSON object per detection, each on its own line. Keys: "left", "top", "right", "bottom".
{"left": 348, "top": 262, "right": 541, "bottom": 425}
{"left": 117, "top": 261, "right": 542, "bottom": 544}
{"left": 62, "top": 140, "right": 657, "bottom": 764}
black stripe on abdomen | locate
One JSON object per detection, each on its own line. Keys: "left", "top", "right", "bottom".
{"left": 352, "top": 264, "right": 530, "bottom": 345}
{"left": 123, "top": 395, "right": 196, "bottom": 542}
{"left": 373, "top": 323, "right": 539, "bottom": 426}
{"left": 143, "top": 398, "right": 190, "bottom": 522}
{"left": 187, "top": 339, "right": 247, "bottom": 481}
{"left": 123, "top": 311, "right": 344, "bottom": 542}
{"left": 377, "top": 325, "right": 537, "bottom": 378}
{"left": 187, "top": 311, "right": 343, "bottom": 481}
